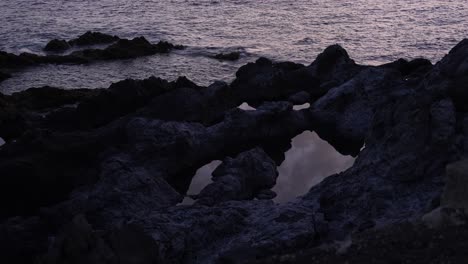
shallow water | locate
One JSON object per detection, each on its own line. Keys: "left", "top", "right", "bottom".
{"left": 182, "top": 132, "right": 354, "bottom": 203}
{"left": 1, "top": 0, "right": 468, "bottom": 92}
{"left": 273, "top": 131, "right": 355, "bottom": 202}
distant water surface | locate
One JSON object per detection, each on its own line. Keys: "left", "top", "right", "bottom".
{"left": 1, "top": 0, "right": 468, "bottom": 92}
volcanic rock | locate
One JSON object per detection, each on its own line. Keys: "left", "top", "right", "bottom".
{"left": 196, "top": 148, "right": 278, "bottom": 205}
{"left": 214, "top": 51, "right": 240, "bottom": 61}
{"left": 68, "top": 31, "right": 119, "bottom": 47}
{"left": 43, "top": 39, "right": 71, "bottom": 52}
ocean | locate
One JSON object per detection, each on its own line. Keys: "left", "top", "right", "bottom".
{"left": 1, "top": 0, "right": 467, "bottom": 93}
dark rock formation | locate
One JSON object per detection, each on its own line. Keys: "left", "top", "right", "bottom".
{"left": 252, "top": 221, "right": 468, "bottom": 264}
{"left": 214, "top": 51, "right": 241, "bottom": 61}
{"left": 43, "top": 39, "right": 71, "bottom": 52}
{"left": 0, "top": 51, "right": 37, "bottom": 69}
{"left": 2, "top": 40, "right": 468, "bottom": 263}
{"left": 195, "top": 148, "right": 278, "bottom": 205}
{"left": 68, "top": 31, "right": 120, "bottom": 47}
{"left": 44, "top": 32, "right": 119, "bottom": 53}
{"left": 10, "top": 86, "right": 99, "bottom": 111}
{"left": 40, "top": 215, "right": 160, "bottom": 264}
{"left": 69, "top": 37, "right": 180, "bottom": 61}
{"left": 2, "top": 34, "right": 183, "bottom": 74}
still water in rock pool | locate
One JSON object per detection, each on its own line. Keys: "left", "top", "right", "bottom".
{"left": 182, "top": 131, "right": 355, "bottom": 204}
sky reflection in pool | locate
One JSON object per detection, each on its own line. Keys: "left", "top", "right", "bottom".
{"left": 273, "top": 131, "right": 355, "bottom": 202}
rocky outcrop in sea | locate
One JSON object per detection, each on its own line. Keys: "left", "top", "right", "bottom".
{"left": 0, "top": 32, "right": 183, "bottom": 84}
{"left": 1, "top": 38, "right": 468, "bottom": 263}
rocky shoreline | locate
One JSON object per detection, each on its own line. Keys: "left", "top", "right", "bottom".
{"left": 0, "top": 32, "right": 184, "bottom": 84}
{"left": 1, "top": 38, "right": 468, "bottom": 263}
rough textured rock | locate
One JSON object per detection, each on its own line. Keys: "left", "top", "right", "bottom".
{"left": 68, "top": 31, "right": 120, "bottom": 47}
{"left": 10, "top": 86, "right": 100, "bottom": 111}
{"left": 251, "top": 222, "right": 468, "bottom": 264}
{"left": 43, "top": 39, "right": 71, "bottom": 52}
{"left": 69, "top": 37, "right": 180, "bottom": 61}
{"left": 40, "top": 215, "right": 160, "bottom": 264}
{"left": 309, "top": 67, "right": 405, "bottom": 155}
{"left": 2, "top": 40, "right": 468, "bottom": 263}
{"left": 196, "top": 148, "right": 278, "bottom": 205}
{"left": 2, "top": 35, "right": 183, "bottom": 72}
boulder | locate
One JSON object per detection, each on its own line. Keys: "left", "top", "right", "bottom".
{"left": 68, "top": 31, "right": 119, "bottom": 47}
{"left": 43, "top": 39, "right": 71, "bottom": 52}
{"left": 196, "top": 148, "right": 278, "bottom": 205}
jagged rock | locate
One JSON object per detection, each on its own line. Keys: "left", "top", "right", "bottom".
{"left": 231, "top": 57, "right": 321, "bottom": 105}
{"left": 40, "top": 215, "right": 160, "bottom": 264}
{"left": 70, "top": 37, "right": 178, "bottom": 61}
{"left": 195, "top": 148, "right": 278, "bottom": 205}
{"left": 309, "top": 67, "right": 405, "bottom": 156}
{"left": 43, "top": 39, "right": 71, "bottom": 52}
{"left": 45, "top": 76, "right": 173, "bottom": 130}
{"left": 4, "top": 40, "right": 468, "bottom": 263}
{"left": 10, "top": 86, "right": 100, "bottom": 111}
{"left": 0, "top": 51, "right": 36, "bottom": 69}
{"left": 41, "top": 154, "right": 182, "bottom": 228}
{"left": 1, "top": 36, "right": 183, "bottom": 71}
{"left": 214, "top": 51, "right": 240, "bottom": 61}
{"left": 128, "top": 200, "right": 323, "bottom": 263}
{"left": 306, "top": 44, "right": 361, "bottom": 85}
{"left": 68, "top": 31, "right": 119, "bottom": 47}
{"left": 381, "top": 58, "right": 433, "bottom": 77}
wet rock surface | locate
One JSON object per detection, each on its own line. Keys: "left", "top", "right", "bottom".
{"left": 43, "top": 39, "right": 71, "bottom": 52}
{"left": 1, "top": 32, "right": 183, "bottom": 74}
{"left": 2, "top": 39, "right": 468, "bottom": 263}
{"left": 214, "top": 51, "right": 241, "bottom": 61}
{"left": 68, "top": 31, "right": 120, "bottom": 47}
{"left": 44, "top": 32, "right": 120, "bottom": 53}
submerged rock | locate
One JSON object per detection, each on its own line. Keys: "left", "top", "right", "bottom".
{"left": 214, "top": 51, "right": 241, "bottom": 61}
